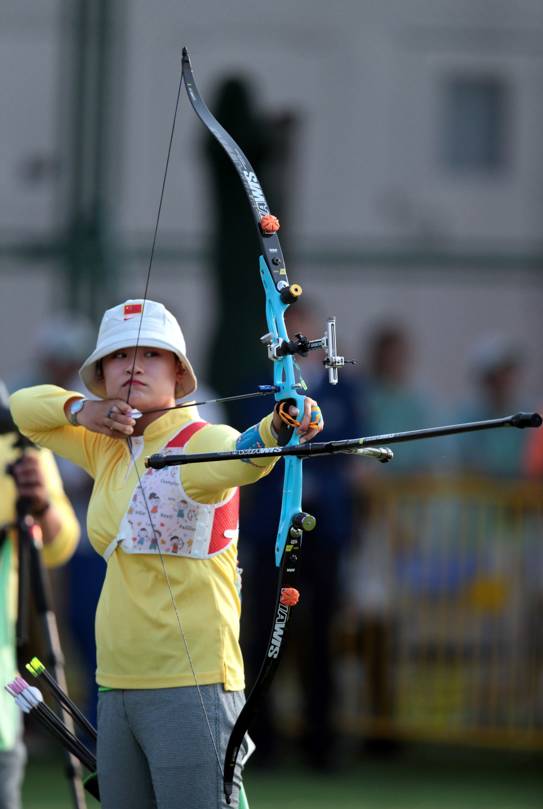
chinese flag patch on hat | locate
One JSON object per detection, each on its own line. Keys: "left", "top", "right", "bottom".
{"left": 123, "top": 303, "right": 143, "bottom": 319}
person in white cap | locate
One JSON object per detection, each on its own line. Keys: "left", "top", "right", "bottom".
{"left": 10, "top": 299, "right": 323, "bottom": 809}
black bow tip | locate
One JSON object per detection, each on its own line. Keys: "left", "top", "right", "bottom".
{"left": 510, "top": 412, "right": 542, "bottom": 429}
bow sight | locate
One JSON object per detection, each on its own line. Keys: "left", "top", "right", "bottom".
{"left": 260, "top": 315, "right": 356, "bottom": 384}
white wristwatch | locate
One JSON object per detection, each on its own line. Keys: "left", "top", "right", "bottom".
{"left": 68, "top": 398, "right": 87, "bottom": 426}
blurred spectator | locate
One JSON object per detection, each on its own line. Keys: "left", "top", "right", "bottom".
{"left": 236, "top": 301, "right": 361, "bottom": 770}
{"left": 521, "top": 387, "right": 543, "bottom": 700}
{"left": 452, "top": 334, "right": 527, "bottom": 477}
{"left": 362, "top": 323, "right": 435, "bottom": 473}
{"left": 345, "top": 322, "right": 436, "bottom": 752}
{"left": 523, "top": 391, "right": 543, "bottom": 478}
{"left": 7, "top": 312, "right": 95, "bottom": 393}
{"left": 6, "top": 312, "right": 102, "bottom": 729}
{"left": 204, "top": 75, "right": 299, "bottom": 396}
{"left": 525, "top": 430, "right": 543, "bottom": 477}
{"left": 443, "top": 336, "right": 535, "bottom": 725}
{"left": 0, "top": 379, "right": 79, "bottom": 809}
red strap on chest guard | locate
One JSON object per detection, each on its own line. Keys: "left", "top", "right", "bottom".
{"left": 167, "top": 421, "right": 240, "bottom": 555}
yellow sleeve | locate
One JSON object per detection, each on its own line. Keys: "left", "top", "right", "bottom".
{"left": 182, "top": 414, "right": 280, "bottom": 499}
{"left": 10, "top": 385, "right": 99, "bottom": 477}
{"left": 37, "top": 449, "right": 81, "bottom": 568}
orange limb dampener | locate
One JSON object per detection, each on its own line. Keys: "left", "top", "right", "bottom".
{"left": 259, "top": 214, "right": 280, "bottom": 234}
{"left": 279, "top": 587, "right": 300, "bottom": 607}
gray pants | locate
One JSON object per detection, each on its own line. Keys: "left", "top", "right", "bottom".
{"left": 97, "top": 686, "right": 247, "bottom": 809}
{"left": 0, "top": 741, "right": 26, "bottom": 809}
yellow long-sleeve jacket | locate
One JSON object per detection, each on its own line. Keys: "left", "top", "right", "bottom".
{"left": 0, "top": 433, "right": 80, "bottom": 750}
{"left": 10, "top": 385, "right": 278, "bottom": 692}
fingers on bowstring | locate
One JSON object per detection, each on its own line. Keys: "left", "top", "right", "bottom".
{"left": 109, "top": 399, "right": 135, "bottom": 416}
{"left": 100, "top": 407, "right": 129, "bottom": 437}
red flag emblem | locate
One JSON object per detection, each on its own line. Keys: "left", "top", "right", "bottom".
{"left": 123, "top": 303, "right": 143, "bottom": 319}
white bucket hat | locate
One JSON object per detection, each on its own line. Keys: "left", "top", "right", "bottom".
{"left": 79, "top": 299, "right": 197, "bottom": 399}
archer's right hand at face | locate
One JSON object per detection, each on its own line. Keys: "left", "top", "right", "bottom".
{"left": 65, "top": 398, "right": 137, "bottom": 438}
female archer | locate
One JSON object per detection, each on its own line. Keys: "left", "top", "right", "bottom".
{"left": 10, "top": 298, "right": 323, "bottom": 809}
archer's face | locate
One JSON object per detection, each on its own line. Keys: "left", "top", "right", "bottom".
{"left": 101, "top": 347, "right": 185, "bottom": 409}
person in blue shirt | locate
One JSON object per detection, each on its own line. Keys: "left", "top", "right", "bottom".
{"left": 235, "top": 302, "right": 362, "bottom": 770}
{"left": 452, "top": 334, "right": 528, "bottom": 477}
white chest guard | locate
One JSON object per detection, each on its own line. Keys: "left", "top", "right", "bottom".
{"left": 103, "top": 421, "right": 239, "bottom": 561}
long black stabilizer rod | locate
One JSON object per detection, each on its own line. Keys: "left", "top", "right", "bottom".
{"left": 146, "top": 412, "right": 541, "bottom": 469}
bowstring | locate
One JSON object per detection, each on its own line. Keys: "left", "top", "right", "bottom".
{"left": 125, "top": 59, "right": 183, "bottom": 401}
{"left": 124, "top": 57, "right": 223, "bottom": 777}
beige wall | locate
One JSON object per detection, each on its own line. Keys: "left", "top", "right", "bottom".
{"left": 2, "top": 1, "right": 543, "bottom": 408}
